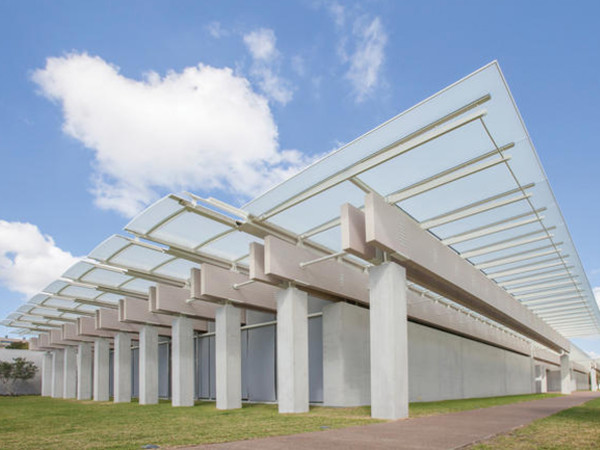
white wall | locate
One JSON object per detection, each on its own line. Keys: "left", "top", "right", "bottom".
{"left": 408, "top": 322, "right": 533, "bottom": 402}
{"left": 0, "top": 349, "right": 44, "bottom": 395}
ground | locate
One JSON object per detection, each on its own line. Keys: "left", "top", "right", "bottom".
{"left": 472, "top": 396, "right": 600, "bottom": 449}
{"left": 0, "top": 394, "right": 559, "bottom": 449}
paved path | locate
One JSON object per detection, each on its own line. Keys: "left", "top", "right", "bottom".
{"left": 181, "top": 392, "right": 600, "bottom": 450}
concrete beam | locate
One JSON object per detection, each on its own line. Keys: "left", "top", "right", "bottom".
{"left": 171, "top": 317, "right": 194, "bottom": 407}
{"left": 262, "top": 237, "right": 368, "bottom": 305}
{"left": 41, "top": 351, "right": 52, "bottom": 396}
{"left": 78, "top": 316, "right": 118, "bottom": 339}
{"left": 192, "top": 264, "right": 278, "bottom": 312}
{"left": 139, "top": 325, "right": 159, "bottom": 405}
{"left": 77, "top": 342, "right": 93, "bottom": 400}
{"left": 560, "top": 353, "right": 572, "bottom": 394}
{"left": 215, "top": 304, "right": 242, "bottom": 410}
{"left": 276, "top": 286, "right": 309, "bottom": 413}
{"left": 369, "top": 261, "right": 409, "bottom": 420}
{"left": 120, "top": 297, "right": 207, "bottom": 332}
{"left": 150, "top": 284, "right": 220, "bottom": 320}
{"left": 342, "top": 198, "right": 570, "bottom": 353}
{"left": 93, "top": 338, "right": 110, "bottom": 401}
{"left": 62, "top": 323, "right": 95, "bottom": 343}
{"left": 51, "top": 349, "right": 64, "bottom": 398}
{"left": 96, "top": 308, "right": 147, "bottom": 336}
{"left": 113, "top": 332, "right": 132, "bottom": 403}
{"left": 63, "top": 346, "right": 77, "bottom": 399}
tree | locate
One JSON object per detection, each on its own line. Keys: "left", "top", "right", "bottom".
{"left": 0, "top": 357, "right": 38, "bottom": 395}
{"left": 6, "top": 341, "right": 28, "bottom": 349}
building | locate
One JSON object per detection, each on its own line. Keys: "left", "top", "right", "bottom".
{"left": 2, "top": 62, "right": 599, "bottom": 418}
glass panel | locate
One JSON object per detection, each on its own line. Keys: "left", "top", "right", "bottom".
{"left": 62, "top": 261, "right": 93, "bottom": 280}
{"left": 268, "top": 181, "right": 364, "bottom": 235}
{"left": 110, "top": 245, "right": 174, "bottom": 272}
{"left": 126, "top": 196, "right": 184, "bottom": 235}
{"left": 154, "top": 258, "right": 201, "bottom": 281}
{"left": 202, "top": 232, "right": 262, "bottom": 261}
{"left": 89, "top": 235, "right": 131, "bottom": 262}
{"left": 151, "top": 211, "right": 231, "bottom": 250}
{"left": 121, "top": 278, "right": 155, "bottom": 294}
{"left": 81, "top": 268, "right": 132, "bottom": 287}
{"left": 44, "top": 280, "right": 69, "bottom": 295}
{"left": 62, "top": 285, "right": 102, "bottom": 300}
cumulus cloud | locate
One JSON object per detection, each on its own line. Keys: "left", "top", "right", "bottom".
{"left": 0, "top": 221, "right": 79, "bottom": 297}
{"left": 243, "top": 28, "right": 294, "bottom": 105}
{"left": 32, "top": 53, "right": 310, "bottom": 216}
{"left": 206, "top": 21, "right": 228, "bottom": 38}
{"left": 326, "top": 2, "right": 387, "bottom": 102}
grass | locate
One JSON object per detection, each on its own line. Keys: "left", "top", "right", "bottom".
{"left": 0, "top": 393, "right": 559, "bottom": 449}
{"left": 471, "top": 396, "right": 600, "bottom": 449}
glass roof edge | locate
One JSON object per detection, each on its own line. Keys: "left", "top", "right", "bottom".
{"left": 243, "top": 61, "right": 500, "bottom": 211}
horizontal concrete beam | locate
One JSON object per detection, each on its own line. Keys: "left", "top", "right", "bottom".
{"left": 120, "top": 297, "right": 207, "bottom": 332}
{"left": 78, "top": 316, "right": 118, "bottom": 339}
{"left": 95, "top": 310, "right": 165, "bottom": 339}
{"left": 192, "top": 265, "right": 278, "bottom": 313}
{"left": 37, "top": 333, "right": 64, "bottom": 350}
{"left": 150, "top": 285, "right": 226, "bottom": 321}
{"left": 62, "top": 323, "right": 96, "bottom": 343}
{"left": 343, "top": 197, "right": 569, "bottom": 353}
{"left": 262, "top": 237, "right": 369, "bottom": 305}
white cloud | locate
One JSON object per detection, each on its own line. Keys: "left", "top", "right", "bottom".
{"left": 325, "top": 2, "right": 388, "bottom": 102}
{"left": 32, "top": 53, "right": 310, "bottom": 216}
{"left": 0, "top": 221, "right": 79, "bottom": 297}
{"left": 244, "top": 28, "right": 278, "bottom": 62}
{"left": 346, "top": 17, "right": 387, "bottom": 102}
{"left": 206, "top": 21, "right": 228, "bottom": 39}
{"left": 243, "top": 28, "right": 294, "bottom": 105}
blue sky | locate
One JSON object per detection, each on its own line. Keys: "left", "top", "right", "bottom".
{"left": 1, "top": 0, "right": 600, "bottom": 355}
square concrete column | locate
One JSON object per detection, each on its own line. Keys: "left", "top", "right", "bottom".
{"left": 560, "top": 353, "right": 572, "bottom": 394}
{"left": 77, "top": 342, "right": 93, "bottom": 400}
{"left": 276, "top": 286, "right": 309, "bottom": 413}
{"left": 139, "top": 325, "right": 159, "bottom": 405}
{"left": 534, "top": 364, "right": 547, "bottom": 393}
{"left": 591, "top": 368, "right": 597, "bottom": 391}
{"left": 63, "top": 346, "right": 77, "bottom": 399}
{"left": 93, "top": 338, "right": 110, "bottom": 401}
{"left": 216, "top": 303, "right": 242, "bottom": 410}
{"left": 51, "top": 349, "right": 64, "bottom": 398}
{"left": 114, "top": 332, "right": 132, "bottom": 403}
{"left": 369, "top": 261, "right": 409, "bottom": 420}
{"left": 172, "top": 316, "right": 194, "bottom": 407}
{"left": 41, "top": 352, "right": 53, "bottom": 397}
{"left": 323, "top": 302, "right": 370, "bottom": 407}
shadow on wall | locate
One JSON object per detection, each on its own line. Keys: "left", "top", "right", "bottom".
{"left": 0, "top": 349, "right": 43, "bottom": 395}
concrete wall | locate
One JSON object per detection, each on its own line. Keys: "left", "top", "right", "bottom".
{"left": 0, "top": 349, "right": 44, "bottom": 395}
{"left": 408, "top": 322, "right": 534, "bottom": 402}
{"left": 574, "top": 370, "right": 590, "bottom": 391}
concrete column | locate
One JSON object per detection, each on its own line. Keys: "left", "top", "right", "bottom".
{"left": 591, "top": 367, "right": 597, "bottom": 391}
{"left": 93, "top": 338, "right": 110, "bottom": 401}
{"left": 139, "top": 325, "right": 159, "bottom": 405}
{"left": 114, "top": 332, "right": 132, "bottom": 403}
{"left": 369, "top": 261, "right": 409, "bottom": 420}
{"left": 63, "top": 346, "right": 77, "bottom": 399}
{"left": 276, "top": 286, "right": 309, "bottom": 414}
{"left": 534, "top": 364, "right": 547, "bottom": 393}
{"left": 51, "top": 349, "right": 64, "bottom": 398}
{"left": 323, "top": 302, "right": 370, "bottom": 407}
{"left": 77, "top": 342, "right": 93, "bottom": 400}
{"left": 172, "top": 316, "right": 194, "bottom": 407}
{"left": 216, "top": 304, "right": 242, "bottom": 410}
{"left": 560, "top": 353, "right": 572, "bottom": 394}
{"left": 41, "top": 352, "right": 53, "bottom": 396}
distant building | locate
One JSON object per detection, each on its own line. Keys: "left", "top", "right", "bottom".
{"left": 0, "top": 337, "right": 28, "bottom": 348}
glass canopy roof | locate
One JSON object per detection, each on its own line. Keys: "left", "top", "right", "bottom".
{"left": 8, "top": 61, "right": 598, "bottom": 342}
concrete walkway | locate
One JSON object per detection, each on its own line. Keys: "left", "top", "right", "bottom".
{"left": 183, "top": 392, "right": 600, "bottom": 450}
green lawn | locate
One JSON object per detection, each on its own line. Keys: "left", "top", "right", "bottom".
{"left": 0, "top": 393, "right": 559, "bottom": 449}
{"left": 471, "top": 396, "right": 600, "bottom": 449}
